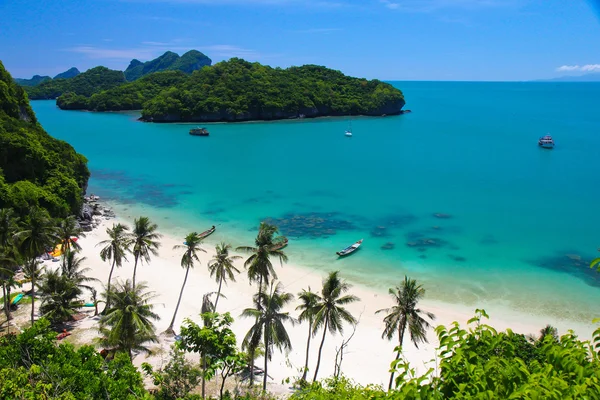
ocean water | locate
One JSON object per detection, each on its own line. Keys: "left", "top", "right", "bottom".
{"left": 32, "top": 81, "right": 600, "bottom": 323}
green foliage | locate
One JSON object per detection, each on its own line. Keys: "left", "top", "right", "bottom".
{"left": 37, "top": 268, "right": 82, "bottom": 325}
{"left": 26, "top": 66, "right": 125, "bottom": 100}
{"left": 179, "top": 312, "right": 239, "bottom": 377}
{"left": 54, "top": 67, "right": 80, "bottom": 80}
{"left": 50, "top": 58, "right": 405, "bottom": 121}
{"left": 0, "top": 319, "right": 147, "bottom": 399}
{"left": 0, "top": 61, "right": 89, "bottom": 219}
{"left": 142, "top": 346, "right": 202, "bottom": 400}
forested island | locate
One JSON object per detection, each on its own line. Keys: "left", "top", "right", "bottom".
{"left": 0, "top": 61, "right": 89, "bottom": 218}
{"left": 54, "top": 58, "right": 406, "bottom": 122}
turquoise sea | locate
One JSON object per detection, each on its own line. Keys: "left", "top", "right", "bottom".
{"left": 32, "top": 81, "right": 600, "bottom": 323}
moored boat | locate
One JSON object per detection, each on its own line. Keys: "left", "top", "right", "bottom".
{"left": 197, "top": 225, "right": 216, "bottom": 239}
{"left": 190, "top": 127, "right": 209, "bottom": 136}
{"left": 538, "top": 134, "right": 554, "bottom": 149}
{"left": 336, "top": 239, "right": 363, "bottom": 256}
{"left": 272, "top": 238, "right": 289, "bottom": 250}
{"left": 184, "top": 226, "right": 216, "bottom": 244}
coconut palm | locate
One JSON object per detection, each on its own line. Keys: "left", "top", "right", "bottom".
{"left": 98, "top": 279, "right": 159, "bottom": 360}
{"left": 38, "top": 269, "right": 82, "bottom": 326}
{"left": 61, "top": 249, "right": 98, "bottom": 292}
{"left": 97, "top": 223, "right": 131, "bottom": 309}
{"left": 237, "top": 222, "right": 287, "bottom": 296}
{"left": 376, "top": 276, "right": 435, "bottom": 390}
{"left": 13, "top": 207, "right": 59, "bottom": 325}
{"left": 0, "top": 249, "right": 19, "bottom": 325}
{"left": 208, "top": 242, "right": 241, "bottom": 310}
{"left": 56, "top": 215, "right": 85, "bottom": 253}
{"left": 296, "top": 287, "right": 319, "bottom": 382}
{"left": 0, "top": 208, "right": 19, "bottom": 248}
{"left": 22, "top": 258, "right": 44, "bottom": 325}
{"left": 311, "top": 271, "right": 360, "bottom": 382}
{"left": 241, "top": 282, "right": 295, "bottom": 391}
{"left": 129, "top": 217, "right": 161, "bottom": 290}
{"left": 165, "top": 232, "right": 206, "bottom": 335}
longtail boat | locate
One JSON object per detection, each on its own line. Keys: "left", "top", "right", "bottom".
{"left": 336, "top": 239, "right": 363, "bottom": 257}
{"left": 197, "top": 225, "right": 216, "bottom": 239}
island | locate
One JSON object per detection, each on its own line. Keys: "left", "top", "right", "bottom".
{"left": 56, "top": 58, "right": 406, "bottom": 122}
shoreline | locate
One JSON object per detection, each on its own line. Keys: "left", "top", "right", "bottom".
{"left": 63, "top": 204, "right": 597, "bottom": 392}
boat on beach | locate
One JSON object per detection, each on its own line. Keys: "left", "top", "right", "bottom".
{"left": 272, "top": 238, "right": 289, "bottom": 250}
{"left": 189, "top": 127, "right": 209, "bottom": 136}
{"left": 336, "top": 239, "right": 363, "bottom": 256}
{"left": 538, "top": 134, "right": 554, "bottom": 149}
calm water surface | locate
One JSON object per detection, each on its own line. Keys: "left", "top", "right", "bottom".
{"left": 32, "top": 81, "right": 600, "bottom": 322}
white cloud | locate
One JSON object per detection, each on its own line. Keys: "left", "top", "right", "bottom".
{"left": 65, "top": 42, "right": 273, "bottom": 63}
{"left": 380, "top": 0, "right": 520, "bottom": 12}
{"left": 556, "top": 64, "right": 600, "bottom": 73}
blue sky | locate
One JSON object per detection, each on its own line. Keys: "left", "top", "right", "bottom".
{"left": 1, "top": 0, "right": 599, "bottom": 81}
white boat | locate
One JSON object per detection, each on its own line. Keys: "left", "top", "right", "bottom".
{"left": 538, "top": 134, "right": 554, "bottom": 149}
{"left": 336, "top": 239, "right": 363, "bottom": 256}
{"left": 345, "top": 120, "right": 352, "bottom": 137}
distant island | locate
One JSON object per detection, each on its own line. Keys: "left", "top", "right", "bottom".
{"left": 58, "top": 59, "right": 405, "bottom": 122}
{"left": 22, "top": 50, "right": 212, "bottom": 100}
{"left": 14, "top": 67, "right": 80, "bottom": 86}
{"left": 18, "top": 50, "right": 405, "bottom": 122}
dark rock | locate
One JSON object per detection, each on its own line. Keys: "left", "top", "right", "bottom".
{"left": 381, "top": 242, "right": 395, "bottom": 250}
{"left": 433, "top": 213, "right": 452, "bottom": 219}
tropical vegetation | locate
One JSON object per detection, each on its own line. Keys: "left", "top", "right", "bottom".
{"left": 376, "top": 276, "right": 435, "bottom": 389}
{"left": 52, "top": 58, "right": 405, "bottom": 121}
{"left": 208, "top": 242, "right": 241, "bottom": 310}
{"left": 0, "top": 61, "right": 90, "bottom": 218}
{"left": 26, "top": 66, "right": 126, "bottom": 99}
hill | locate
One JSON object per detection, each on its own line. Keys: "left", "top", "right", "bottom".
{"left": 0, "top": 60, "right": 89, "bottom": 217}
{"left": 54, "top": 67, "right": 80, "bottom": 80}
{"left": 14, "top": 74, "right": 52, "bottom": 86}
{"left": 25, "top": 66, "right": 126, "bottom": 99}
{"left": 124, "top": 50, "right": 212, "bottom": 81}
{"left": 14, "top": 67, "right": 81, "bottom": 87}
{"left": 57, "top": 58, "right": 405, "bottom": 122}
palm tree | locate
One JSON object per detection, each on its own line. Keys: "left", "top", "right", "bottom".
{"left": 311, "top": 271, "right": 360, "bottom": 382}
{"left": 241, "top": 282, "right": 295, "bottom": 391}
{"left": 376, "top": 276, "right": 435, "bottom": 390}
{"left": 237, "top": 222, "right": 287, "bottom": 296}
{"left": 38, "top": 269, "right": 82, "bottom": 326}
{"left": 129, "top": 217, "right": 161, "bottom": 290}
{"left": 13, "top": 207, "right": 59, "bottom": 325}
{"left": 22, "top": 258, "right": 44, "bottom": 325}
{"left": 208, "top": 242, "right": 241, "bottom": 310}
{"left": 97, "top": 223, "right": 131, "bottom": 309}
{"left": 0, "top": 208, "right": 19, "bottom": 248}
{"left": 56, "top": 215, "right": 85, "bottom": 253}
{"left": 98, "top": 279, "right": 159, "bottom": 360}
{"left": 61, "top": 249, "right": 98, "bottom": 292}
{"left": 296, "top": 287, "right": 319, "bottom": 382}
{"left": 165, "top": 232, "right": 206, "bottom": 335}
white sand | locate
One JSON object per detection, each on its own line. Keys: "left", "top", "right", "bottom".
{"left": 59, "top": 215, "right": 596, "bottom": 392}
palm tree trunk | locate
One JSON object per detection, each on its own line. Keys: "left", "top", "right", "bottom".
{"left": 214, "top": 275, "right": 223, "bottom": 311}
{"left": 312, "top": 316, "right": 329, "bottom": 382}
{"left": 249, "top": 348, "right": 255, "bottom": 387}
{"left": 30, "top": 274, "right": 35, "bottom": 326}
{"left": 132, "top": 256, "right": 139, "bottom": 290}
{"left": 388, "top": 324, "right": 407, "bottom": 390}
{"left": 263, "top": 327, "right": 268, "bottom": 392}
{"left": 166, "top": 265, "right": 190, "bottom": 334}
{"left": 105, "top": 258, "right": 116, "bottom": 309}
{"left": 2, "top": 284, "right": 8, "bottom": 332}
{"left": 301, "top": 320, "right": 312, "bottom": 382}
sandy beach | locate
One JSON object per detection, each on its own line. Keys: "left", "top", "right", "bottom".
{"left": 53, "top": 213, "right": 597, "bottom": 393}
